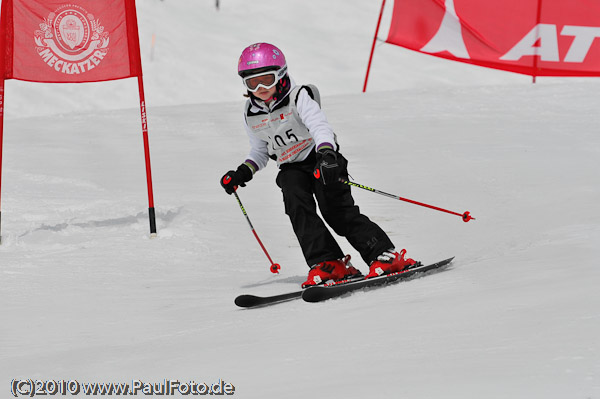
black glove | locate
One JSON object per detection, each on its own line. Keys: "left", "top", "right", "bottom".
{"left": 220, "top": 163, "right": 253, "bottom": 194}
{"left": 313, "top": 149, "right": 345, "bottom": 185}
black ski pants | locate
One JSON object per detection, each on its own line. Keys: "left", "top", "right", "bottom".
{"left": 276, "top": 152, "right": 394, "bottom": 267}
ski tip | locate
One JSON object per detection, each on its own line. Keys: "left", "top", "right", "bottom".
{"left": 301, "top": 288, "right": 326, "bottom": 303}
{"left": 439, "top": 256, "right": 455, "bottom": 266}
{"left": 234, "top": 295, "right": 257, "bottom": 308}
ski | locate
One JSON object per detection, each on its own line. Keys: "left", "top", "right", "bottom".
{"left": 234, "top": 290, "right": 303, "bottom": 308}
{"left": 234, "top": 274, "right": 365, "bottom": 308}
{"left": 235, "top": 257, "right": 453, "bottom": 308}
{"left": 302, "top": 256, "right": 454, "bottom": 303}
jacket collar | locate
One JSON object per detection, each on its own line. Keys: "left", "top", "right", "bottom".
{"left": 249, "top": 77, "right": 296, "bottom": 113}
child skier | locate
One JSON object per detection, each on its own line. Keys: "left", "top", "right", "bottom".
{"left": 220, "top": 43, "right": 415, "bottom": 287}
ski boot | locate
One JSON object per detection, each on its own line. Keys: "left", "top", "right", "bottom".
{"left": 302, "top": 255, "right": 361, "bottom": 288}
{"left": 366, "top": 249, "right": 416, "bottom": 279}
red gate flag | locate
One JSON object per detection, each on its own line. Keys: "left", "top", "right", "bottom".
{"left": 0, "top": 0, "right": 157, "bottom": 240}
{"left": 385, "top": 0, "right": 600, "bottom": 77}
{"left": 363, "top": 0, "right": 600, "bottom": 91}
{"left": 1, "top": 0, "right": 142, "bottom": 82}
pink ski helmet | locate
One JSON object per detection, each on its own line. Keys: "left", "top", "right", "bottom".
{"left": 238, "top": 42, "right": 287, "bottom": 79}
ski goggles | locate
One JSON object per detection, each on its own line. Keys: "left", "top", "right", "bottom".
{"left": 242, "top": 71, "right": 280, "bottom": 92}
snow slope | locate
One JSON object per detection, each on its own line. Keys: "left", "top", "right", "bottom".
{"left": 3, "top": 0, "right": 534, "bottom": 120}
{"left": 1, "top": 1, "right": 599, "bottom": 398}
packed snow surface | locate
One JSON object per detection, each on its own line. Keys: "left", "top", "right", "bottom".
{"left": 1, "top": 1, "right": 599, "bottom": 398}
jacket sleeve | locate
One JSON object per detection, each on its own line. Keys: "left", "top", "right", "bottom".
{"left": 295, "top": 88, "right": 336, "bottom": 152}
{"left": 243, "top": 118, "right": 270, "bottom": 173}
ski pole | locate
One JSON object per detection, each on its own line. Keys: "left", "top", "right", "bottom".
{"left": 233, "top": 190, "right": 281, "bottom": 273}
{"left": 339, "top": 178, "right": 475, "bottom": 222}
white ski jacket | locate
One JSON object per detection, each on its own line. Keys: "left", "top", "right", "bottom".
{"left": 242, "top": 81, "right": 337, "bottom": 173}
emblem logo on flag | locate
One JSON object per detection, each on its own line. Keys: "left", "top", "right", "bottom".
{"left": 34, "top": 5, "right": 110, "bottom": 75}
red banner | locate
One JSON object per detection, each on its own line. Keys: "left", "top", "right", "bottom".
{"left": 1, "top": 0, "right": 142, "bottom": 82}
{"left": 0, "top": 0, "right": 156, "bottom": 238}
{"left": 386, "top": 0, "right": 600, "bottom": 76}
